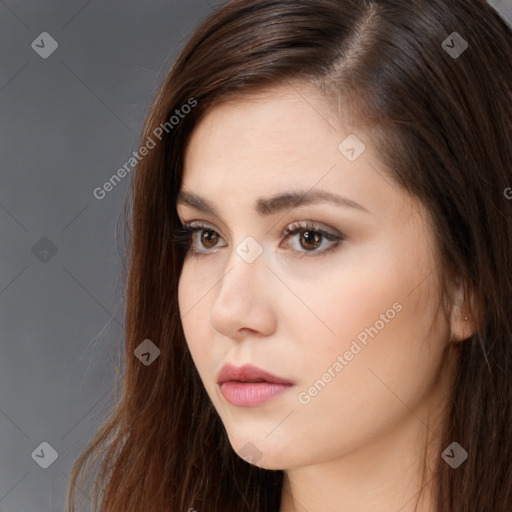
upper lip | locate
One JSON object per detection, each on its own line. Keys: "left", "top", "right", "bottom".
{"left": 217, "top": 363, "right": 294, "bottom": 385}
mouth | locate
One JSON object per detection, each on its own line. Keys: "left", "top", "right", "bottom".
{"left": 217, "top": 363, "right": 295, "bottom": 407}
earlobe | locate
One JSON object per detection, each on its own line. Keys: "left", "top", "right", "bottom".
{"left": 451, "top": 313, "right": 474, "bottom": 343}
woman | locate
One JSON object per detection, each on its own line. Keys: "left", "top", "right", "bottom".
{"left": 66, "top": 0, "right": 512, "bottom": 511}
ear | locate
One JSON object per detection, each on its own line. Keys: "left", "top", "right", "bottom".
{"left": 448, "top": 277, "right": 476, "bottom": 343}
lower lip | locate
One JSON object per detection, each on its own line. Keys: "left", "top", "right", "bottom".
{"left": 220, "top": 381, "right": 293, "bottom": 407}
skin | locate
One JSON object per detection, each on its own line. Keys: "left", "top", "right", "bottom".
{"left": 176, "top": 82, "right": 474, "bottom": 512}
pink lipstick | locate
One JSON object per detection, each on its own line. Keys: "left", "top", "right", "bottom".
{"left": 217, "top": 363, "right": 294, "bottom": 407}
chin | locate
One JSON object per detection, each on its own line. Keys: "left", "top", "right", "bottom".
{"left": 227, "top": 434, "right": 299, "bottom": 470}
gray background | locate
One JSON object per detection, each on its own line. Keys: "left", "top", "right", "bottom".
{"left": 0, "top": 1, "right": 511, "bottom": 511}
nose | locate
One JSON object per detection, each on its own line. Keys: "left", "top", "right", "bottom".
{"left": 209, "top": 247, "right": 277, "bottom": 340}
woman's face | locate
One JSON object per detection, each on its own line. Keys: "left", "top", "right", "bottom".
{"left": 177, "top": 82, "right": 460, "bottom": 471}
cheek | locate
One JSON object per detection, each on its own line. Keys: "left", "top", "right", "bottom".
{"left": 290, "top": 250, "right": 444, "bottom": 427}
{"left": 178, "top": 267, "right": 208, "bottom": 361}
{"left": 178, "top": 264, "right": 226, "bottom": 389}
{"left": 178, "top": 259, "right": 209, "bottom": 332}
{"left": 284, "top": 250, "right": 408, "bottom": 356}
{"left": 286, "top": 303, "right": 444, "bottom": 465}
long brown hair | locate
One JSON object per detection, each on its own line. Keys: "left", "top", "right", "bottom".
{"left": 66, "top": 1, "right": 512, "bottom": 510}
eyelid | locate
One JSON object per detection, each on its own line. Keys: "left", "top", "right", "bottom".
{"left": 176, "top": 217, "right": 341, "bottom": 238}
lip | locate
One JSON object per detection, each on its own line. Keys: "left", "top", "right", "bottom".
{"left": 217, "top": 363, "right": 294, "bottom": 385}
{"left": 217, "top": 363, "right": 295, "bottom": 407}
{"left": 220, "top": 381, "right": 293, "bottom": 407}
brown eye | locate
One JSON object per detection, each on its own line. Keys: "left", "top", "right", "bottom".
{"left": 282, "top": 221, "right": 342, "bottom": 257}
{"left": 200, "top": 229, "right": 218, "bottom": 249}
{"left": 298, "top": 230, "right": 322, "bottom": 251}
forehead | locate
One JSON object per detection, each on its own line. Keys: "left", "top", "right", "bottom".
{"left": 181, "top": 83, "right": 370, "bottom": 192}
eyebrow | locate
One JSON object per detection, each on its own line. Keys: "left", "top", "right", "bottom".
{"left": 176, "top": 189, "right": 370, "bottom": 216}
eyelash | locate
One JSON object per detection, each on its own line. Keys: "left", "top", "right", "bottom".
{"left": 171, "top": 220, "right": 343, "bottom": 258}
